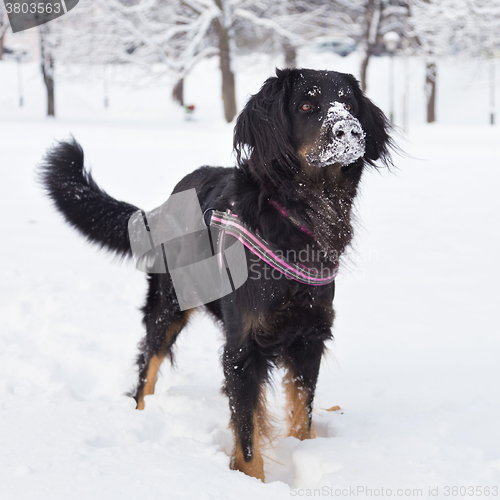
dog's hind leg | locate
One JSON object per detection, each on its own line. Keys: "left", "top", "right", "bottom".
{"left": 223, "top": 338, "right": 271, "bottom": 482}
{"left": 133, "top": 273, "right": 193, "bottom": 410}
{"left": 282, "top": 329, "right": 331, "bottom": 440}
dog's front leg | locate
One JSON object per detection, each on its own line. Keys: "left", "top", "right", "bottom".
{"left": 283, "top": 328, "right": 331, "bottom": 440}
{"left": 222, "top": 339, "right": 270, "bottom": 482}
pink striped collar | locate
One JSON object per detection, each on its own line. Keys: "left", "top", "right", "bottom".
{"left": 269, "top": 200, "right": 314, "bottom": 238}
{"left": 209, "top": 209, "right": 338, "bottom": 286}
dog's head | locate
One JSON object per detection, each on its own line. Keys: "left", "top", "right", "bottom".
{"left": 234, "top": 68, "right": 393, "bottom": 185}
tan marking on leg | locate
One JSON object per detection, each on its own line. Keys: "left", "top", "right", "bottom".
{"left": 231, "top": 412, "right": 265, "bottom": 482}
{"left": 229, "top": 388, "right": 272, "bottom": 482}
{"left": 164, "top": 309, "right": 193, "bottom": 349}
{"left": 283, "top": 369, "right": 316, "bottom": 440}
{"left": 136, "top": 309, "right": 194, "bottom": 410}
{"left": 136, "top": 353, "right": 165, "bottom": 410}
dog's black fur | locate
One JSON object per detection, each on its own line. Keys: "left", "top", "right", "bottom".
{"left": 39, "top": 68, "right": 393, "bottom": 481}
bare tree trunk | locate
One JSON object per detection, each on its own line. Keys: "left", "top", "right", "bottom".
{"left": 39, "top": 26, "right": 55, "bottom": 117}
{"left": 425, "top": 62, "right": 436, "bottom": 123}
{"left": 213, "top": 0, "right": 236, "bottom": 123}
{"left": 360, "top": 0, "right": 383, "bottom": 92}
{"left": 360, "top": 52, "right": 371, "bottom": 92}
{"left": 172, "top": 78, "right": 184, "bottom": 106}
{"left": 45, "top": 74, "right": 55, "bottom": 116}
{"left": 283, "top": 39, "right": 296, "bottom": 68}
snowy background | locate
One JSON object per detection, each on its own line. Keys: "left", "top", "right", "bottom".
{"left": 1, "top": 46, "right": 500, "bottom": 498}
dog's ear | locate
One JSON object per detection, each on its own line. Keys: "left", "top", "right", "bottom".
{"left": 233, "top": 68, "right": 297, "bottom": 183}
{"left": 345, "top": 74, "right": 394, "bottom": 168}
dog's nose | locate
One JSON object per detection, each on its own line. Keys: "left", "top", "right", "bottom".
{"left": 331, "top": 120, "right": 363, "bottom": 141}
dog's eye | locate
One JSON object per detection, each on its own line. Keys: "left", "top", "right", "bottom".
{"left": 345, "top": 103, "right": 352, "bottom": 112}
{"left": 300, "top": 103, "right": 312, "bottom": 112}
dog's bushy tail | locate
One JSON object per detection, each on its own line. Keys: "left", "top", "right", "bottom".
{"left": 39, "top": 138, "right": 139, "bottom": 258}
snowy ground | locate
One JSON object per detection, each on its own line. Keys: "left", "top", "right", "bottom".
{"left": 1, "top": 51, "right": 499, "bottom": 499}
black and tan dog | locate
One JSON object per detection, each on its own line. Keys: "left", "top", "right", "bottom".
{"left": 40, "top": 68, "right": 393, "bottom": 481}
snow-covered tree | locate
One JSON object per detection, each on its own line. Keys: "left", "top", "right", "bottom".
{"left": 55, "top": 0, "right": 360, "bottom": 121}
{"left": 55, "top": 0, "right": 234, "bottom": 120}
{"left": 232, "top": 0, "right": 355, "bottom": 68}
{"left": 39, "top": 23, "right": 59, "bottom": 116}
{"left": 464, "top": 0, "right": 500, "bottom": 58}
{"left": 409, "top": 0, "right": 500, "bottom": 122}
{"left": 411, "top": 0, "right": 500, "bottom": 59}
{"left": 331, "top": 0, "right": 410, "bottom": 92}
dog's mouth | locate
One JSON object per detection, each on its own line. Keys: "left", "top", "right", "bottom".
{"left": 306, "top": 102, "right": 366, "bottom": 167}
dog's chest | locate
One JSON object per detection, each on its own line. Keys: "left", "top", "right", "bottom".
{"left": 240, "top": 276, "right": 334, "bottom": 339}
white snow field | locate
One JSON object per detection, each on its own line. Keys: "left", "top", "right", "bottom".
{"left": 1, "top": 51, "right": 499, "bottom": 499}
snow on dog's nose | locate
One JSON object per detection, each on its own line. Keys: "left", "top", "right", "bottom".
{"left": 309, "top": 102, "right": 366, "bottom": 167}
{"left": 331, "top": 118, "right": 363, "bottom": 142}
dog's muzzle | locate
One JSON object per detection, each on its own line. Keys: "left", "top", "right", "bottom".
{"left": 307, "top": 102, "right": 366, "bottom": 167}
{"left": 330, "top": 119, "right": 363, "bottom": 143}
